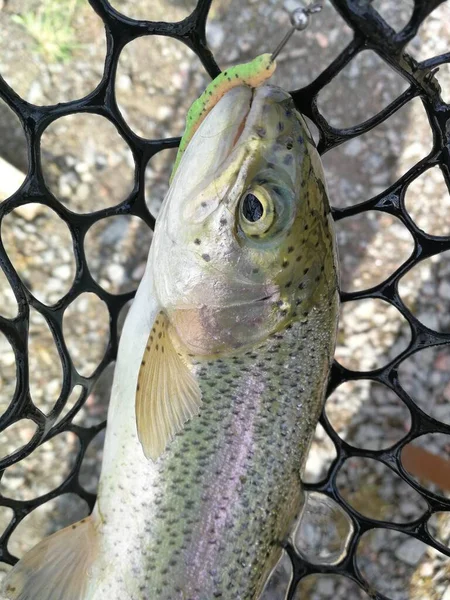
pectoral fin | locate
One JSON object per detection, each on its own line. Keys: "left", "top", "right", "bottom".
{"left": 2, "top": 516, "right": 96, "bottom": 600}
{"left": 136, "top": 311, "right": 202, "bottom": 460}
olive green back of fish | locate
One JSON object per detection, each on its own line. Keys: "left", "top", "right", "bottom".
{"left": 170, "top": 54, "right": 276, "bottom": 183}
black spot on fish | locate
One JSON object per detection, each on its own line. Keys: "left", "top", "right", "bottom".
{"left": 220, "top": 217, "right": 227, "bottom": 225}
{"left": 304, "top": 267, "right": 309, "bottom": 274}
{"left": 202, "top": 253, "right": 211, "bottom": 262}
{"left": 296, "top": 255, "right": 302, "bottom": 262}
{"left": 194, "top": 238, "right": 201, "bottom": 245}
{"left": 285, "top": 281, "right": 292, "bottom": 288}
{"left": 278, "top": 121, "right": 284, "bottom": 132}
{"left": 155, "top": 344, "right": 159, "bottom": 351}
{"left": 282, "top": 260, "right": 289, "bottom": 268}
{"left": 201, "top": 201, "right": 207, "bottom": 208}
{"left": 287, "top": 246, "right": 294, "bottom": 253}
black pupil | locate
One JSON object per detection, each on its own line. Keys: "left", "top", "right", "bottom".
{"left": 243, "top": 193, "right": 264, "bottom": 222}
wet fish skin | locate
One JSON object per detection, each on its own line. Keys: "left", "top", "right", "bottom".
{"left": 2, "top": 83, "right": 338, "bottom": 600}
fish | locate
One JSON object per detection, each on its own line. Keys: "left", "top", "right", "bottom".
{"left": 2, "top": 69, "right": 339, "bottom": 600}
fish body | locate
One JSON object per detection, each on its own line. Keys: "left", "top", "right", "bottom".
{"left": 3, "top": 83, "right": 338, "bottom": 600}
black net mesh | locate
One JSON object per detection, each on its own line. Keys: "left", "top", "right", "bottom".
{"left": 0, "top": 0, "right": 449, "bottom": 598}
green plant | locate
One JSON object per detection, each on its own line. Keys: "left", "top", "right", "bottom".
{"left": 12, "top": 0, "right": 82, "bottom": 63}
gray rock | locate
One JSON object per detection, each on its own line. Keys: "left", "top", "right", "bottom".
{"left": 394, "top": 537, "right": 428, "bottom": 567}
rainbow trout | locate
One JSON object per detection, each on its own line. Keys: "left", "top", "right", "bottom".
{"left": 3, "top": 59, "right": 339, "bottom": 600}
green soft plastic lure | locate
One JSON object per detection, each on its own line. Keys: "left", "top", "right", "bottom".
{"left": 170, "top": 53, "right": 276, "bottom": 182}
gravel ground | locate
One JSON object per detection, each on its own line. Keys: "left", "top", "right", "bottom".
{"left": 0, "top": 0, "right": 449, "bottom": 598}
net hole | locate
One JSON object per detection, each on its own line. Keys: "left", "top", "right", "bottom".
{"left": 0, "top": 0, "right": 106, "bottom": 105}
{"left": 145, "top": 148, "right": 178, "bottom": 219}
{"left": 0, "top": 331, "right": 17, "bottom": 419}
{"left": 326, "top": 381, "right": 412, "bottom": 451}
{"left": 405, "top": 166, "right": 450, "bottom": 238}
{"left": 85, "top": 215, "right": 152, "bottom": 295}
{"left": 0, "top": 420, "right": 37, "bottom": 463}
{"left": 293, "top": 491, "right": 353, "bottom": 565}
{"left": 398, "top": 346, "right": 450, "bottom": 426}
{"left": 2, "top": 204, "right": 76, "bottom": 306}
{"left": 405, "top": 3, "right": 450, "bottom": 61}
{"left": 116, "top": 36, "right": 201, "bottom": 140}
{"left": 28, "top": 308, "right": 63, "bottom": 416}
{"left": 318, "top": 50, "right": 409, "bottom": 129}
{"left": 322, "top": 97, "right": 432, "bottom": 209}
{"left": 336, "top": 299, "right": 411, "bottom": 371}
{"left": 0, "top": 431, "right": 79, "bottom": 502}
{"left": 41, "top": 113, "right": 135, "bottom": 213}
{"left": 0, "top": 507, "right": 14, "bottom": 539}
{"left": 303, "top": 422, "right": 336, "bottom": 485}
{"left": 259, "top": 550, "right": 292, "bottom": 600}
{"left": 427, "top": 512, "right": 450, "bottom": 551}
{"left": 63, "top": 293, "right": 110, "bottom": 378}
{"left": 72, "top": 363, "right": 113, "bottom": 427}
{"left": 357, "top": 529, "right": 448, "bottom": 600}
{"left": 78, "top": 429, "right": 106, "bottom": 494}
{"left": 335, "top": 211, "right": 413, "bottom": 293}
{"left": 0, "top": 267, "right": 18, "bottom": 319}
{"left": 0, "top": 98, "right": 27, "bottom": 201}
{"left": 398, "top": 251, "right": 450, "bottom": 334}
{"left": 337, "top": 456, "right": 427, "bottom": 523}
{"left": 53, "top": 384, "right": 84, "bottom": 427}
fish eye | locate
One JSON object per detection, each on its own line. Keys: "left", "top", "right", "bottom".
{"left": 239, "top": 186, "right": 276, "bottom": 237}
{"left": 242, "top": 193, "right": 264, "bottom": 222}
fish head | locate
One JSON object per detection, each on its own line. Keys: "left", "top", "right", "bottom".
{"left": 152, "top": 84, "right": 337, "bottom": 356}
